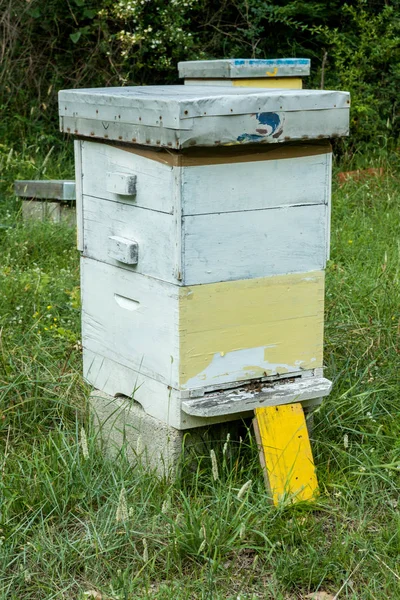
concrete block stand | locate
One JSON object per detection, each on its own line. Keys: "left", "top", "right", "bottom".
{"left": 21, "top": 200, "right": 76, "bottom": 226}
{"left": 89, "top": 389, "right": 247, "bottom": 477}
{"left": 89, "top": 390, "right": 183, "bottom": 476}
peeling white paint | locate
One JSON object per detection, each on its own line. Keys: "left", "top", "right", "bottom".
{"left": 182, "top": 376, "right": 332, "bottom": 417}
{"left": 182, "top": 345, "right": 307, "bottom": 390}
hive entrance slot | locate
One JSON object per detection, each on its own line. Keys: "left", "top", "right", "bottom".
{"left": 201, "top": 373, "right": 302, "bottom": 398}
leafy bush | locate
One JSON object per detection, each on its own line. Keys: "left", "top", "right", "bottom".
{"left": 97, "top": 0, "right": 205, "bottom": 82}
{"left": 0, "top": 0, "right": 109, "bottom": 144}
{"left": 0, "top": 0, "right": 399, "bottom": 153}
{"left": 311, "top": 1, "right": 400, "bottom": 147}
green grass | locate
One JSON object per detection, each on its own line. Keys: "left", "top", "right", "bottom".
{"left": 0, "top": 146, "right": 399, "bottom": 599}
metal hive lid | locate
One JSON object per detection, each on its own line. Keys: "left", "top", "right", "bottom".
{"left": 59, "top": 85, "right": 350, "bottom": 148}
{"left": 59, "top": 85, "right": 349, "bottom": 124}
{"left": 178, "top": 58, "right": 311, "bottom": 79}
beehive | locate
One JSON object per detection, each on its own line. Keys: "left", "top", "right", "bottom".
{"left": 178, "top": 58, "right": 310, "bottom": 89}
{"left": 59, "top": 85, "right": 350, "bottom": 430}
{"left": 14, "top": 179, "right": 76, "bottom": 225}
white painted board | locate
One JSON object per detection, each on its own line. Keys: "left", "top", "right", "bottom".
{"left": 81, "top": 257, "right": 180, "bottom": 388}
{"left": 181, "top": 152, "right": 330, "bottom": 215}
{"left": 81, "top": 141, "right": 174, "bottom": 213}
{"left": 81, "top": 142, "right": 331, "bottom": 215}
{"left": 82, "top": 195, "right": 327, "bottom": 285}
{"left": 182, "top": 204, "right": 328, "bottom": 284}
{"left": 326, "top": 152, "right": 332, "bottom": 260}
{"left": 74, "top": 140, "right": 84, "bottom": 250}
{"left": 80, "top": 142, "right": 330, "bottom": 284}
{"left": 82, "top": 195, "right": 179, "bottom": 283}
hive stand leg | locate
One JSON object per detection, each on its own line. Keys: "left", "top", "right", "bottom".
{"left": 253, "top": 403, "right": 318, "bottom": 506}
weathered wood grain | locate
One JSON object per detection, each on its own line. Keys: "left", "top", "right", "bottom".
{"left": 82, "top": 194, "right": 179, "bottom": 282}
{"left": 186, "top": 368, "right": 316, "bottom": 398}
{"left": 14, "top": 179, "right": 75, "bottom": 200}
{"left": 81, "top": 141, "right": 174, "bottom": 213}
{"left": 181, "top": 152, "right": 330, "bottom": 216}
{"left": 182, "top": 377, "right": 331, "bottom": 416}
{"left": 179, "top": 271, "right": 325, "bottom": 389}
{"left": 182, "top": 204, "right": 328, "bottom": 284}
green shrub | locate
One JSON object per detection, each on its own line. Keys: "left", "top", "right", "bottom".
{"left": 1, "top": 0, "right": 399, "bottom": 154}
{"left": 311, "top": 1, "right": 400, "bottom": 148}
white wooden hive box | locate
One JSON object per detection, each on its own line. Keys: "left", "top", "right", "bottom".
{"left": 77, "top": 140, "right": 332, "bottom": 285}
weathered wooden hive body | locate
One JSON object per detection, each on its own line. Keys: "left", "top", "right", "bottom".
{"left": 59, "top": 84, "right": 350, "bottom": 430}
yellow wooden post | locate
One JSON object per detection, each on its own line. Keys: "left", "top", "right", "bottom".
{"left": 253, "top": 404, "right": 318, "bottom": 505}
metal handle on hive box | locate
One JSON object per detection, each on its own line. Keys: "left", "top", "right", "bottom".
{"left": 106, "top": 171, "right": 137, "bottom": 196}
{"left": 108, "top": 235, "right": 139, "bottom": 265}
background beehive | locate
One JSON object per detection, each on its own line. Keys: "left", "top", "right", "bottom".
{"left": 179, "top": 58, "right": 310, "bottom": 89}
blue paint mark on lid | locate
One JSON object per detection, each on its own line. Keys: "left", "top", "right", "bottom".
{"left": 237, "top": 112, "right": 284, "bottom": 144}
{"left": 234, "top": 58, "right": 310, "bottom": 66}
{"left": 256, "top": 112, "right": 281, "bottom": 133}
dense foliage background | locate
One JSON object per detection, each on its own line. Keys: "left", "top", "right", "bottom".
{"left": 1, "top": 0, "right": 399, "bottom": 153}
